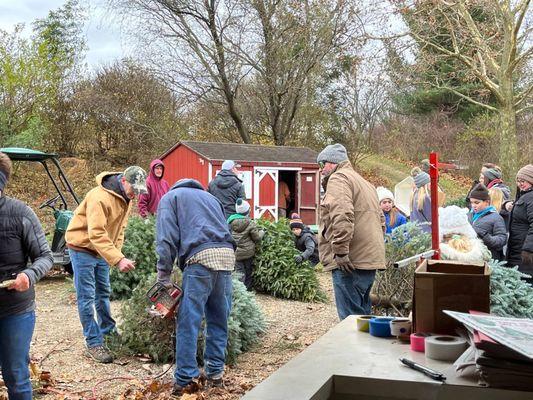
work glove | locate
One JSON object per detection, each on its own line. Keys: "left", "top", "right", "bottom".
{"left": 335, "top": 254, "right": 355, "bottom": 273}
{"left": 522, "top": 251, "right": 533, "bottom": 266}
{"left": 157, "top": 270, "right": 172, "bottom": 288}
{"left": 294, "top": 255, "right": 303, "bottom": 264}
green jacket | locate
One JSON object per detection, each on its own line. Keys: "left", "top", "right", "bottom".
{"left": 228, "top": 214, "right": 264, "bottom": 261}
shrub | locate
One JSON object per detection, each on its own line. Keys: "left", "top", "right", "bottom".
{"left": 253, "top": 219, "right": 327, "bottom": 303}
{"left": 110, "top": 216, "right": 157, "bottom": 300}
{"left": 111, "top": 273, "right": 266, "bottom": 365}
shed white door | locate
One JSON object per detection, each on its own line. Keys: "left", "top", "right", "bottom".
{"left": 253, "top": 168, "right": 279, "bottom": 220}
{"left": 298, "top": 170, "right": 319, "bottom": 225}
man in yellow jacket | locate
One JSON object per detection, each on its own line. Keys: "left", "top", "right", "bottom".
{"left": 317, "top": 144, "right": 386, "bottom": 320}
{"left": 66, "top": 166, "right": 147, "bottom": 363}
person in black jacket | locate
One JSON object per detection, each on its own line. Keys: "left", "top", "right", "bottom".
{"left": 290, "top": 213, "right": 319, "bottom": 267}
{"left": 0, "top": 152, "right": 53, "bottom": 400}
{"left": 506, "top": 164, "right": 533, "bottom": 283}
{"left": 468, "top": 183, "right": 507, "bottom": 261}
{"left": 208, "top": 160, "right": 246, "bottom": 218}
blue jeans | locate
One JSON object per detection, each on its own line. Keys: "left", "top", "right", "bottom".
{"left": 70, "top": 249, "right": 116, "bottom": 347}
{"left": 332, "top": 268, "right": 376, "bottom": 320}
{"left": 175, "top": 263, "right": 233, "bottom": 387}
{"left": 0, "top": 311, "right": 35, "bottom": 400}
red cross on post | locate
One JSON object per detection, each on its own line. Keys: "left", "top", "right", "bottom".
{"left": 429, "top": 152, "right": 440, "bottom": 260}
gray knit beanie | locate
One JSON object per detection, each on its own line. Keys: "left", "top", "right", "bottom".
{"left": 414, "top": 171, "right": 430, "bottom": 188}
{"left": 483, "top": 167, "right": 502, "bottom": 182}
{"left": 517, "top": 164, "right": 533, "bottom": 185}
{"left": 317, "top": 143, "right": 348, "bottom": 164}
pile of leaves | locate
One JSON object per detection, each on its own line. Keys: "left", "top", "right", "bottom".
{"left": 371, "top": 223, "right": 432, "bottom": 316}
{"left": 110, "top": 216, "right": 157, "bottom": 300}
{"left": 253, "top": 219, "right": 327, "bottom": 303}
{"left": 111, "top": 273, "right": 266, "bottom": 365}
{"left": 489, "top": 260, "right": 533, "bottom": 318}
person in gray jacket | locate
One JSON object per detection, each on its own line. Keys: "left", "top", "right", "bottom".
{"left": 0, "top": 152, "right": 53, "bottom": 400}
{"left": 208, "top": 160, "right": 246, "bottom": 218}
{"left": 227, "top": 198, "right": 264, "bottom": 290}
{"left": 468, "top": 183, "right": 507, "bottom": 261}
{"left": 290, "top": 213, "right": 319, "bottom": 267}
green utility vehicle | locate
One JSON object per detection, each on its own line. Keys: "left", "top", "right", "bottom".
{"left": 1, "top": 147, "right": 80, "bottom": 274}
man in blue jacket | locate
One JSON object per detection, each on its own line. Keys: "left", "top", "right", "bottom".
{"left": 155, "top": 179, "right": 236, "bottom": 397}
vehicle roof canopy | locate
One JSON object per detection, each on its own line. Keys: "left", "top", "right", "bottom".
{"left": 0, "top": 147, "right": 58, "bottom": 162}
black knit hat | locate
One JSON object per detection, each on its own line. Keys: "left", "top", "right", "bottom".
{"left": 469, "top": 183, "right": 490, "bottom": 201}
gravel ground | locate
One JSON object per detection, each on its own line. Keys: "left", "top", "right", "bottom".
{"left": 0, "top": 272, "right": 339, "bottom": 399}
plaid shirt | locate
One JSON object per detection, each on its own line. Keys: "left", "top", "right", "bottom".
{"left": 186, "top": 247, "right": 235, "bottom": 271}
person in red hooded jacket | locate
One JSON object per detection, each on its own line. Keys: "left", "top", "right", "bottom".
{"left": 138, "top": 159, "right": 170, "bottom": 217}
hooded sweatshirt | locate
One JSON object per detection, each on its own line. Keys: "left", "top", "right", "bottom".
{"left": 66, "top": 172, "right": 132, "bottom": 266}
{"left": 138, "top": 159, "right": 170, "bottom": 217}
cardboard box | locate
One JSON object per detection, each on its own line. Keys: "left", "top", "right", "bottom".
{"left": 413, "top": 259, "right": 490, "bottom": 335}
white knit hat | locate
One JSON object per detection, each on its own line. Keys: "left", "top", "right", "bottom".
{"left": 439, "top": 205, "right": 477, "bottom": 241}
{"left": 235, "top": 198, "right": 250, "bottom": 215}
{"left": 376, "top": 186, "right": 394, "bottom": 203}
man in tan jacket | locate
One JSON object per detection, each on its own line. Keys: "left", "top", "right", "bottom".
{"left": 317, "top": 144, "right": 386, "bottom": 320}
{"left": 66, "top": 166, "right": 147, "bottom": 363}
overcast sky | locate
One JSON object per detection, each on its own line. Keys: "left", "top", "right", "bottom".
{"left": 0, "top": 0, "right": 128, "bottom": 69}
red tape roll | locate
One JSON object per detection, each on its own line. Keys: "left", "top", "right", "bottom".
{"left": 410, "top": 332, "right": 431, "bottom": 353}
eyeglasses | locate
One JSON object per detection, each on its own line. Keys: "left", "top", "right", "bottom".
{"left": 318, "top": 161, "right": 325, "bottom": 169}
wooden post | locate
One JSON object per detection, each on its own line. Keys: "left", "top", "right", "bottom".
{"left": 429, "top": 152, "right": 440, "bottom": 260}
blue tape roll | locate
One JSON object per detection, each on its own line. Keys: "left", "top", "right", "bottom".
{"left": 369, "top": 317, "right": 394, "bottom": 338}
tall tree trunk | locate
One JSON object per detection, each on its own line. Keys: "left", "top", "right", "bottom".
{"left": 498, "top": 75, "right": 518, "bottom": 179}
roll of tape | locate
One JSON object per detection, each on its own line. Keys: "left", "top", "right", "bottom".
{"left": 425, "top": 335, "right": 468, "bottom": 361}
{"left": 410, "top": 332, "right": 431, "bottom": 352}
{"left": 369, "top": 317, "right": 394, "bottom": 338}
{"left": 390, "top": 318, "right": 412, "bottom": 336}
{"left": 356, "top": 315, "right": 374, "bottom": 332}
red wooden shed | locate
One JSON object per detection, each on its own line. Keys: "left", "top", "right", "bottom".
{"left": 160, "top": 141, "right": 320, "bottom": 224}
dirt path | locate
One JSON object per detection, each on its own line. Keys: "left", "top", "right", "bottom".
{"left": 17, "top": 273, "right": 338, "bottom": 399}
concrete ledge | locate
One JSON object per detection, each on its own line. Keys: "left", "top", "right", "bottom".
{"left": 243, "top": 316, "right": 531, "bottom": 400}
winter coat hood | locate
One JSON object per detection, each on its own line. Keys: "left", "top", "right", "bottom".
{"left": 149, "top": 159, "right": 166, "bottom": 179}
{"left": 213, "top": 170, "right": 242, "bottom": 189}
{"left": 228, "top": 214, "right": 251, "bottom": 233}
{"left": 171, "top": 179, "right": 205, "bottom": 191}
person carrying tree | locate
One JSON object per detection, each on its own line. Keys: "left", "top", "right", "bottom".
{"left": 289, "top": 213, "right": 319, "bottom": 267}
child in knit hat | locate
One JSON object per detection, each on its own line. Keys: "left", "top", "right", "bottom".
{"left": 227, "top": 198, "right": 264, "bottom": 290}
{"left": 289, "top": 213, "right": 319, "bottom": 267}
{"left": 410, "top": 171, "right": 432, "bottom": 233}
{"left": 376, "top": 187, "right": 407, "bottom": 234}
{"left": 468, "top": 183, "right": 507, "bottom": 261}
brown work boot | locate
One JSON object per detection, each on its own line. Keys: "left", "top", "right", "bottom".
{"left": 85, "top": 345, "right": 113, "bottom": 363}
{"left": 206, "top": 376, "right": 224, "bottom": 389}
{"left": 172, "top": 381, "right": 200, "bottom": 397}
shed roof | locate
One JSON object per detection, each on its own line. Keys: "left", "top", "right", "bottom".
{"left": 165, "top": 141, "right": 319, "bottom": 164}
